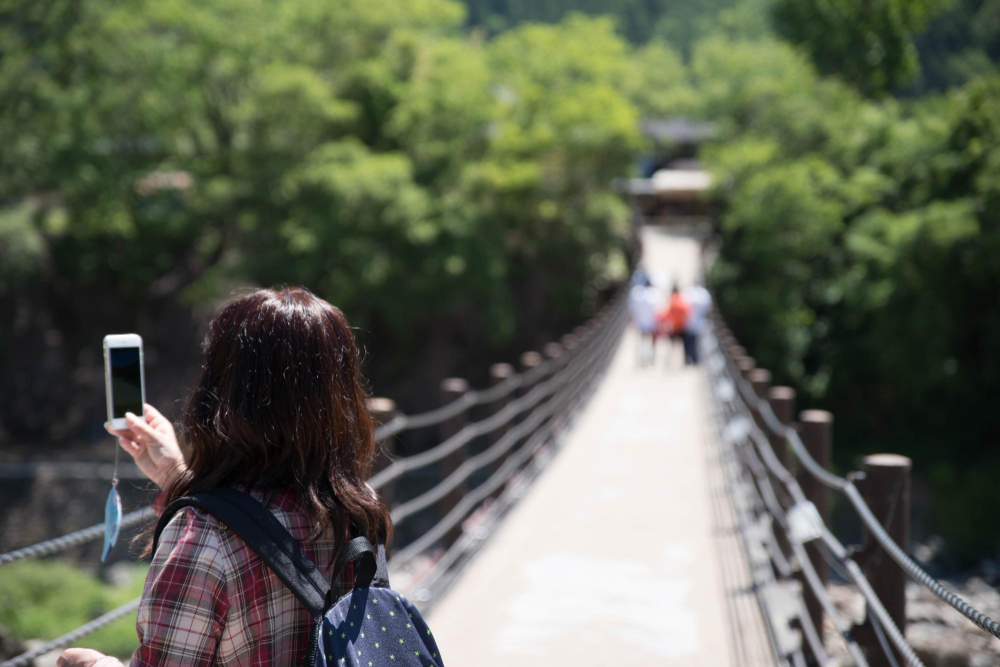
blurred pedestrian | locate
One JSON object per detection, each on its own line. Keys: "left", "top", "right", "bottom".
{"left": 682, "top": 282, "right": 712, "bottom": 365}
{"left": 661, "top": 285, "right": 691, "bottom": 368}
{"left": 629, "top": 274, "right": 662, "bottom": 367}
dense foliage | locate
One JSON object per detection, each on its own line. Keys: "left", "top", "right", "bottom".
{"left": 700, "top": 44, "right": 1000, "bottom": 563}
{"left": 0, "top": 560, "right": 146, "bottom": 657}
{"left": 0, "top": 1, "right": 641, "bottom": 437}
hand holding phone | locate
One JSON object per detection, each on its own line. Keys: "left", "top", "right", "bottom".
{"left": 103, "top": 334, "right": 185, "bottom": 490}
{"left": 105, "top": 404, "right": 186, "bottom": 491}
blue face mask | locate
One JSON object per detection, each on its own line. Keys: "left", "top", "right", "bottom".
{"left": 102, "top": 481, "right": 122, "bottom": 562}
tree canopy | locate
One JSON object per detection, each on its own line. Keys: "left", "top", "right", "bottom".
{"left": 0, "top": 1, "right": 643, "bottom": 436}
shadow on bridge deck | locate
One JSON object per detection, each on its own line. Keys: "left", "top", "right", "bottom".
{"left": 426, "top": 228, "right": 775, "bottom": 665}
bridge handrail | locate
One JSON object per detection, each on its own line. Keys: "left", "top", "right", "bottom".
{"left": 0, "top": 286, "right": 628, "bottom": 667}
{"left": 0, "top": 506, "right": 156, "bottom": 568}
{"left": 706, "top": 311, "right": 999, "bottom": 666}
{"left": 368, "top": 299, "right": 619, "bottom": 491}
{"left": 389, "top": 298, "right": 624, "bottom": 565}
{"left": 718, "top": 329, "right": 1000, "bottom": 642}
{"left": 711, "top": 356, "right": 912, "bottom": 666}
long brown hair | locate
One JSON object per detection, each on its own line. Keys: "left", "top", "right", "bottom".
{"left": 152, "top": 287, "right": 391, "bottom": 551}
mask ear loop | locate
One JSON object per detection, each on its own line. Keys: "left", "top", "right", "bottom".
{"left": 112, "top": 431, "right": 121, "bottom": 489}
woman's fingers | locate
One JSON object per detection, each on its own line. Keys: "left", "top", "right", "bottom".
{"left": 125, "top": 411, "right": 158, "bottom": 441}
{"left": 143, "top": 403, "right": 168, "bottom": 429}
{"left": 104, "top": 423, "right": 134, "bottom": 440}
{"left": 118, "top": 437, "right": 143, "bottom": 457}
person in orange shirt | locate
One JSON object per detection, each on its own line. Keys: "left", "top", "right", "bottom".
{"left": 660, "top": 286, "right": 691, "bottom": 367}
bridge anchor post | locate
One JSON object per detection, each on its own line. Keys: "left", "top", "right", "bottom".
{"left": 798, "top": 410, "right": 832, "bottom": 650}
{"left": 856, "top": 453, "right": 911, "bottom": 667}
{"left": 368, "top": 397, "right": 399, "bottom": 510}
{"left": 486, "top": 363, "right": 515, "bottom": 500}
{"left": 440, "top": 378, "right": 471, "bottom": 549}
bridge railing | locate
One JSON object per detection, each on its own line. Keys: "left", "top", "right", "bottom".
{"left": 705, "top": 309, "right": 1000, "bottom": 667}
{"left": 0, "top": 286, "right": 629, "bottom": 667}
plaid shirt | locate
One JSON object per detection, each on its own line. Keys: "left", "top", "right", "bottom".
{"left": 129, "top": 489, "right": 350, "bottom": 667}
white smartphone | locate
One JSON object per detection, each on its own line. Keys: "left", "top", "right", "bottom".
{"left": 103, "top": 333, "right": 146, "bottom": 430}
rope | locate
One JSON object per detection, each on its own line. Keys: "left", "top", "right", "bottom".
{"left": 0, "top": 506, "right": 155, "bottom": 567}
{"left": 707, "top": 321, "right": 1000, "bottom": 642}
{"left": 369, "top": 296, "right": 623, "bottom": 491}
{"left": 389, "top": 336, "right": 597, "bottom": 525}
{"left": 706, "top": 361, "right": 837, "bottom": 664}
{"left": 389, "top": 305, "right": 623, "bottom": 565}
{"left": 717, "top": 376, "right": 919, "bottom": 665}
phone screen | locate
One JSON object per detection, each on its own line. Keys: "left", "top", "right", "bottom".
{"left": 110, "top": 347, "right": 142, "bottom": 418}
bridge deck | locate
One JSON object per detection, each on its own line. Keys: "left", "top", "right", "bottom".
{"left": 427, "top": 228, "right": 772, "bottom": 665}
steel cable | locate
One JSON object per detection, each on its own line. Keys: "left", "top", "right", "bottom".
{"left": 0, "top": 506, "right": 155, "bottom": 567}
{"left": 707, "top": 344, "right": 871, "bottom": 665}
{"left": 389, "top": 332, "right": 612, "bottom": 567}
{"left": 369, "top": 297, "right": 622, "bottom": 491}
{"left": 707, "top": 365, "right": 835, "bottom": 665}
{"left": 389, "top": 322, "right": 611, "bottom": 525}
{"left": 383, "top": 308, "right": 615, "bottom": 524}
{"left": 708, "top": 324, "right": 1000, "bottom": 642}
{"left": 713, "top": 361, "right": 921, "bottom": 666}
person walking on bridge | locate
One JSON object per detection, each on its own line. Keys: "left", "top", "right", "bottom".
{"left": 629, "top": 272, "right": 662, "bottom": 367}
{"left": 682, "top": 282, "right": 712, "bottom": 365}
{"left": 58, "top": 287, "right": 393, "bottom": 667}
{"left": 660, "top": 285, "right": 691, "bottom": 368}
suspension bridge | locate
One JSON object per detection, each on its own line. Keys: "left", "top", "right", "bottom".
{"left": 1, "top": 226, "right": 998, "bottom": 667}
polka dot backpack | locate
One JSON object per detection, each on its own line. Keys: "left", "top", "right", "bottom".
{"left": 155, "top": 488, "right": 444, "bottom": 667}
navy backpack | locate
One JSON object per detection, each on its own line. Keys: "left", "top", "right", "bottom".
{"left": 154, "top": 488, "right": 444, "bottom": 667}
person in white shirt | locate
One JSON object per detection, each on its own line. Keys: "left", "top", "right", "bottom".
{"left": 682, "top": 283, "right": 712, "bottom": 365}
{"left": 629, "top": 274, "right": 662, "bottom": 367}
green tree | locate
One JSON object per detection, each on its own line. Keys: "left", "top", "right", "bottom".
{"left": 0, "top": 1, "right": 641, "bottom": 437}
{"left": 772, "top": 0, "right": 949, "bottom": 95}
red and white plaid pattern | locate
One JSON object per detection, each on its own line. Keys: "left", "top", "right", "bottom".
{"left": 130, "top": 489, "right": 350, "bottom": 667}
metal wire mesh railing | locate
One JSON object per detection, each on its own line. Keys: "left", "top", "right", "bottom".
{"left": 704, "top": 310, "right": 1000, "bottom": 666}
{"left": 0, "top": 288, "right": 628, "bottom": 667}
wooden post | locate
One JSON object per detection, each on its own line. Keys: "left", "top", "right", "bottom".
{"left": 748, "top": 368, "right": 771, "bottom": 401}
{"left": 519, "top": 351, "right": 544, "bottom": 393}
{"left": 367, "top": 397, "right": 398, "bottom": 509}
{"left": 440, "top": 378, "right": 471, "bottom": 548}
{"left": 368, "top": 397, "right": 398, "bottom": 556}
{"left": 540, "top": 342, "right": 564, "bottom": 448}
{"left": 859, "top": 453, "right": 911, "bottom": 667}
{"left": 517, "top": 350, "right": 544, "bottom": 436}
{"left": 750, "top": 369, "right": 791, "bottom": 579}
{"left": 560, "top": 333, "right": 579, "bottom": 355}
{"left": 798, "top": 410, "right": 832, "bottom": 641}
{"left": 543, "top": 342, "right": 563, "bottom": 381}
{"left": 767, "top": 387, "right": 796, "bottom": 472}
{"left": 747, "top": 368, "right": 772, "bottom": 450}
{"left": 735, "top": 356, "right": 756, "bottom": 380}
{"left": 486, "top": 362, "right": 514, "bottom": 496}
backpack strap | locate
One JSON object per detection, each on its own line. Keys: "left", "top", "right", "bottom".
{"left": 153, "top": 488, "right": 332, "bottom": 618}
{"left": 332, "top": 536, "right": 391, "bottom": 590}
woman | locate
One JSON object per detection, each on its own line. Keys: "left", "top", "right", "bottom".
{"left": 59, "top": 287, "right": 392, "bottom": 667}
